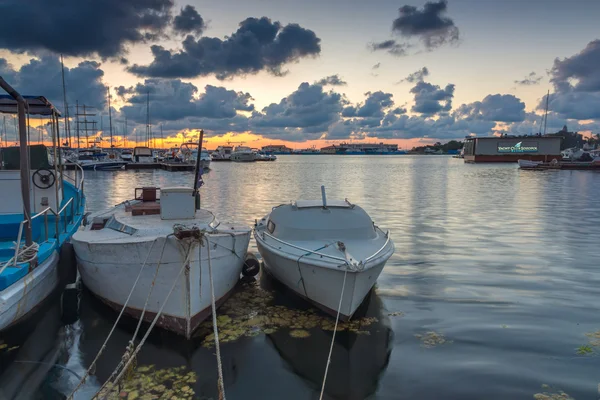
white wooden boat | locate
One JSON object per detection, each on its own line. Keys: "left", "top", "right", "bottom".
{"left": 254, "top": 188, "right": 394, "bottom": 319}
{"left": 72, "top": 186, "right": 251, "bottom": 338}
{"left": 0, "top": 91, "right": 85, "bottom": 332}
{"left": 517, "top": 159, "right": 543, "bottom": 169}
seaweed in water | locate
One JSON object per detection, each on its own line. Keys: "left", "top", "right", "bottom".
{"left": 99, "top": 365, "right": 198, "bottom": 399}
{"left": 533, "top": 384, "right": 574, "bottom": 400}
{"left": 414, "top": 331, "right": 451, "bottom": 348}
{"left": 196, "top": 281, "right": 379, "bottom": 347}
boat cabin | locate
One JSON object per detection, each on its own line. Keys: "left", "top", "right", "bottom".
{"left": 133, "top": 146, "right": 154, "bottom": 163}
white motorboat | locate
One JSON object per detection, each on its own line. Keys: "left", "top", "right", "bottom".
{"left": 178, "top": 142, "right": 211, "bottom": 169}
{"left": 253, "top": 149, "right": 277, "bottom": 161}
{"left": 72, "top": 186, "right": 251, "bottom": 338}
{"left": 230, "top": 146, "right": 255, "bottom": 162}
{"left": 254, "top": 187, "right": 394, "bottom": 319}
{"left": 211, "top": 145, "right": 233, "bottom": 161}
{"left": 120, "top": 149, "right": 133, "bottom": 162}
{"left": 517, "top": 159, "right": 543, "bottom": 169}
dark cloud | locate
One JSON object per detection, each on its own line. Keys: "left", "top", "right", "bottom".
{"left": 315, "top": 74, "right": 347, "bottom": 86}
{"left": 372, "top": 62, "right": 381, "bottom": 70}
{"left": 0, "top": 55, "right": 106, "bottom": 110}
{"left": 173, "top": 5, "right": 206, "bottom": 35}
{"left": 410, "top": 80, "right": 455, "bottom": 116}
{"left": 541, "top": 91, "right": 600, "bottom": 120}
{"left": 550, "top": 39, "right": 600, "bottom": 93}
{"left": 342, "top": 91, "right": 394, "bottom": 118}
{"left": 368, "top": 40, "right": 409, "bottom": 56}
{"left": 128, "top": 17, "right": 321, "bottom": 79}
{"left": 398, "top": 67, "right": 429, "bottom": 84}
{"left": 392, "top": 0, "right": 459, "bottom": 49}
{"left": 541, "top": 40, "right": 600, "bottom": 120}
{"left": 514, "top": 72, "right": 542, "bottom": 86}
{"left": 0, "top": 0, "right": 174, "bottom": 58}
{"left": 455, "top": 94, "right": 526, "bottom": 123}
{"left": 119, "top": 79, "right": 254, "bottom": 124}
{"left": 250, "top": 82, "right": 344, "bottom": 140}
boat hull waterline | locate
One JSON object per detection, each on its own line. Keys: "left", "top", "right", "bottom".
{"left": 75, "top": 231, "right": 251, "bottom": 338}
{"left": 0, "top": 252, "right": 59, "bottom": 331}
{"left": 257, "top": 240, "right": 389, "bottom": 319}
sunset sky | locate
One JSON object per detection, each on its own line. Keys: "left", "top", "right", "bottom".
{"left": 1, "top": 0, "right": 600, "bottom": 149}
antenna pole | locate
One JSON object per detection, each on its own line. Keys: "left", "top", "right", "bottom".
{"left": 193, "top": 130, "right": 204, "bottom": 193}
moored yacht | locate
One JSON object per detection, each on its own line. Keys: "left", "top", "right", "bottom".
{"left": 211, "top": 145, "right": 233, "bottom": 161}
{"left": 230, "top": 145, "right": 255, "bottom": 162}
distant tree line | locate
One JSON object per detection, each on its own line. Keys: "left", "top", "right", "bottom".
{"left": 410, "top": 140, "right": 463, "bottom": 153}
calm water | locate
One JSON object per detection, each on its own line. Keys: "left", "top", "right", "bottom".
{"left": 2, "top": 155, "right": 600, "bottom": 399}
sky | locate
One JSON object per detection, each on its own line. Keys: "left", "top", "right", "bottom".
{"left": 0, "top": 0, "right": 599, "bottom": 149}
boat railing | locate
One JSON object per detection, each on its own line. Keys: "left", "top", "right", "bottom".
{"left": 260, "top": 228, "right": 392, "bottom": 266}
{"left": 62, "top": 163, "right": 85, "bottom": 211}
{"left": 364, "top": 228, "right": 392, "bottom": 263}
{"left": 9, "top": 165, "right": 84, "bottom": 267}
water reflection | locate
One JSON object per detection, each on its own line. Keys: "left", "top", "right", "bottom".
{"left": 56, "top": 156, "right": 600, "bottom": 399}
{"left": 266, "top": 289, "right": 393, "bottom": 400}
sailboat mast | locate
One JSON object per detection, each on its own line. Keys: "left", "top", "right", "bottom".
{"left": 2, "top": 116, "right": 6, "bottom": 147}
{"left": 76, "top": 101, "right": 80, "bottom": 148}
{"left": 543, "top": 89, "right": 550, "bottom": 135}
{"left": 60, "top": 54, "right": 71, "bottom": 147}
{"left": 125, "top": 117, "right": 128, "bottom": 147}
{"left": 107, "top": 86, "right": 113, "bottom": 147}
{"left": 145, "top": 91, "right": 150, "bottom": 147}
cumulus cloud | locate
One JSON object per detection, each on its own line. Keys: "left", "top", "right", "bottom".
{"left": 119, "top": 79, "right": 254, "bottom": 125}
{"left": 342, "top": 91, "right": 394, "bottom": 118}
{"left": 543, "top": 40, "right": 600, "bottom": 120}
{"left": 368, "top": 40, "right": 409, "bottom": 56}
{"left": 0, "top": 0, "right": 173, "bottom": 58}
{"left": 0, "top": 55, "right": 106, "bottom": 110}
{"left": 514, "top": 71, "right": 542, "bottom": 86}
{"left": 315, "top": 74, "right": 347, "bottom": 86}
{"left": 128, "top": 17, "right": 321, "bottom": 79}
{"left": 410, "top": 80, "right": 455, "bottom": 116}
{"left": 250, "top": 82, "right": 344, "bottom": 141}
{"left": 455, "top": 94, "right": 526, "bottom": 123}
{"left": 372, "top": 62, "right": 381, "bottom": 70}
{"left": 550, "top": 39, "right": 600, "bottom": 93}
{"left": 392, "top": 0, "right": 459, "bottom": 49}
{"left": 398, "top": 67, "right": 429, "bottom": 84}
{"left": 173, "top": 5, "right": 206, "bottom": 35}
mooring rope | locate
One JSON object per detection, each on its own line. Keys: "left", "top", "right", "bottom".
{"left": 0, "top": 242, "right": 39, "bottom": 274}
{"left": 67, "top": 238, "right": 158, "bottom": 399}
{"left": 100, "top": 235, "right": 171, "bottom": 389}
{"left": 205, "top": 235, "right": 226, "bottom": 400}
{"left": 318, "top": 265, "right": 349, "bottom": 400}
{"left": 95, "top": 241, "right": 194, "bottom": 398}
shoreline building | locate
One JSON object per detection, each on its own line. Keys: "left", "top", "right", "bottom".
{"left": 320, "top": 142, "right": 399, "bottom": 154}
{"left": 463, "top": 136, "right": 562, "bottom": 163}
{"left": 261, "top": 144, "right": 293, "bottom": 154}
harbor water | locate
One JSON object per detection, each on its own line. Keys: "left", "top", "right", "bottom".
{"left": 1, "top": 155, "right": 600, "bottom": 399}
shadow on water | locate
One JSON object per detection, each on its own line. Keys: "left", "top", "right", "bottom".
{"left": 264, "top": 279, "right": 393, "bottom": 400}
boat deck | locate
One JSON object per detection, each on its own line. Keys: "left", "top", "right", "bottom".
{"left": 76, "top": 202, "right": 249, "bottom": 245}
